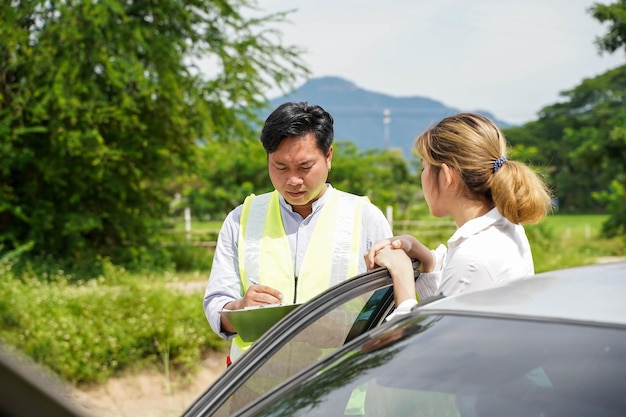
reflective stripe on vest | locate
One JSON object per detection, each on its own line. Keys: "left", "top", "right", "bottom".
{"left": 230, "top": 189, "right": 368, "bottom": 360}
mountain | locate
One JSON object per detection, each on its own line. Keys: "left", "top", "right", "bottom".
{"left": 269, "top": 76, "right": 511, "bottom": 154}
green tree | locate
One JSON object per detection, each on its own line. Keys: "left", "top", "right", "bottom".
{"left": 0, "top": 0, "right": 307, "bottom": 263}
{"left": 560, "top": 68, "right": 626, "bottom": 235}
{"left": 181, "top": 138, "right": 271, "bottom": 219}
{"left": 504, "top": 1, "right": 626, "bottom": 237}
{"left": 176, "top": 139, "right": 421, "bottom": 222}
{"left": 591, "top": 0, "right": 626, "bottom": 54}
{"left": 587, "top": 0, "right": 626, "bottom": 236}
{"left": 329, "top": 142, "right": 422, "bottom": 218}
{"left": 505, "top": 78, "right": 620, "bottom": 215}
{"left": 506, "top": 66, "right": 626, "bottom": 218}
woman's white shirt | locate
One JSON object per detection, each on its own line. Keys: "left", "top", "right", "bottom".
{"left": 415, "top": 207, "right": 534, "bottom": 300}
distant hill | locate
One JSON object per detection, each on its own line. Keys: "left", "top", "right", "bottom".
{"left": 269, "top": 76, "right": 512, "bottom": 154}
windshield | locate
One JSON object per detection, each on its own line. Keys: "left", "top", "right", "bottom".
{"left": 243, "top": 314, "right": 626, "bottom": 417}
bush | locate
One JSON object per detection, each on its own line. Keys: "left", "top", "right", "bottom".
{"left": 0, "top": 265, "right": 225, "bottom": 385}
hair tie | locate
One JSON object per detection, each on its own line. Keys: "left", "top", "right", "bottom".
{"left": 493, "top": 156, "right": 507, "bottom": 173}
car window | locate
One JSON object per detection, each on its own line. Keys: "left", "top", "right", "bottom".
{"left": 213, "top": 287, "right": 386, "bottom": 417}
{"left": 184, "top": 262, "right": 419, "bottom": 417}
{"left": 241, "top": 314, "right": 626, "bottom": 417}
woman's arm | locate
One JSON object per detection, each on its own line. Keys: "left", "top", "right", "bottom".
{"left": 372, "top": 246, "right": 416, "bottom": 305}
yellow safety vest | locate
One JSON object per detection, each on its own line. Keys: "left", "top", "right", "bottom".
{"left": 229, "top": 189, "right": 367, "bottom": 361}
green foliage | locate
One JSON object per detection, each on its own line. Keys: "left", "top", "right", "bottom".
{"left": 178, "top": 138, "right": 271, "bottom": 219}
{"left": 0, "top": 0, "right": 307, "bottom": 264}
{"left": 173, "top": 139, "right": 422, "bottom": 221}
{"left": 502, "top": 0, "right": 626, "bottom": 235}
{"left": 0, "top": 214, "right": 621, "bottom": 389}
{"left": 165, "top": 242, "right": 215, "bottom": 272}
{"left": 0, "top": 265, "right": 225, "bottom": 385}
{"left": 528, "top": 214, "right": 624, "bottom": 272}
{"left": 590, "top": 0, "right": 626, "bottom": 54}
{"left": 593, "top": 179, "right": 626, "bottom": 238}
{"left": 329, "top": 142, "right": 422, "bottom": 215}
{"left": 504, "top": 63, "right": 626, "bottom": 235}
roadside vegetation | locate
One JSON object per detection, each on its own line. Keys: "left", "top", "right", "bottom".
{"left": 1, "top": 213, "right": 622, "bottom": 386}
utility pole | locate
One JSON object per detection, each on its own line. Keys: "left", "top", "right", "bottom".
{"left": 383, "top": 108, "right": 391, "bottom": 149}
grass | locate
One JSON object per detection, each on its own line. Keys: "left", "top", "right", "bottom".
{"left": 541, "top": 213, "right": 609, "bottom": 239}
{"left": 387, "top": 213, "right": 624, "bottom": 273}
{"left": 526, "top": 213, "right": 623, "bottom": 272}
{"left": 174, "top": 213, "right": 624, "bottom": 273}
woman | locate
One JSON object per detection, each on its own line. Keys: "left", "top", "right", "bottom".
{"left": 364, "top": 113, "right": 552, "bottom": 314}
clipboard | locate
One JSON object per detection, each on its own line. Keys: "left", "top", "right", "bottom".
{"left": 220, "top": 303, "right": 302, "bottom": 342}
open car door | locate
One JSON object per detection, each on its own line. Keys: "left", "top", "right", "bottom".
{"left": 183, "top": 261, "right": 420, "bottom": 417}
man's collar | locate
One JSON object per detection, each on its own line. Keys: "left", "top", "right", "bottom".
{"left": 277, "top": 184, "right": 333, "bottom": 214}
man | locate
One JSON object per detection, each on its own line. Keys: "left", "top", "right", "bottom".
{"left": 203, "top": 102, "right": 392, "bottom": 363}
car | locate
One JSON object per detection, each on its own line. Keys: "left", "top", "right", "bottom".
{"left": 0, "top": 343, "right": 90, "bottom": 417}
{"left": 183, "top": 260, "right": 422, "bottom": 417}
{"left": 183, "top": 261, "right": 626, "bottom": 417}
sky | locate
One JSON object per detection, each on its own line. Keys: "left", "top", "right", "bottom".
{"left": 251, "top": 0, "right": 625, "bottom": 125}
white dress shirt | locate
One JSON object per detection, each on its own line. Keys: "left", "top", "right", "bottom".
{"left": 394, "top": 208, "right": 535, "bottom": 317}
{"left": 203, "top": 184, "right": 393, "bottom": 339}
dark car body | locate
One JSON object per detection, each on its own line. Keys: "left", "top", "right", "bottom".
{"left": 0, "top": 344, "right": 90, "bottom": 417}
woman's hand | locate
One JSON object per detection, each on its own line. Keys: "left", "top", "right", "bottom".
{"left": 364, "top": 235, "right": 419, "bottom": 270}
{"left": 373, "top": 246, "right": 416, "bottom": 305}
{"left": 365, "top": 234, "right": 435, "bottom": 273}
{"left": 364, "top": 238, "right": 393, "bottom": 270}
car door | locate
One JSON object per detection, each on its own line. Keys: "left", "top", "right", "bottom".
{"left": 182, "top": 261, "right": 420, "bottom": 417}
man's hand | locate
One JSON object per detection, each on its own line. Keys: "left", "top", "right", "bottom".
{"left": 239, "top": 284, "right": 284, "bottom": 308}
{"left": 220, "top": 285, "right": 284, "bottom": 334}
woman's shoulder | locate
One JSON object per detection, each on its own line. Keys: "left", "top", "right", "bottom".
{"left": 450, "top": 227, "right": 524, "bottom": 270}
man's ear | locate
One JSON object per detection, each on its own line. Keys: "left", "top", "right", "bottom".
{"left": 326, "top": 145, "right": 333, "bottom": 171}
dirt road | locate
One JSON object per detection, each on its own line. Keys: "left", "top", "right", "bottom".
{"left": 70, "top": 351, "right": 227, "bottom": 417}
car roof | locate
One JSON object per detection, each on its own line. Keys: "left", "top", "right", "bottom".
{"left": 416, "top": 261, "right": 626, "bottom": 327}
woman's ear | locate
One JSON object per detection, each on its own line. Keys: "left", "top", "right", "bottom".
{"left": 441, "top": 164, "right": 465, "bottom": 193}
{"left": 440, "top": 163, "right": 454, "bottom": 188}
{"left": 440, "top": 163, "right": 464, "bottom": 192}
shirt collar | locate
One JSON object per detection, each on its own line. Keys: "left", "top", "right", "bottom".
{"left": 277, "top": 184, "right": 333, "bottom": 214}
{"left": 447, "top": 207, "right": 504, "bottom": 247}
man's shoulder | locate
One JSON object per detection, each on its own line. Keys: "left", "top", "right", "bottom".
{"left": 223, "top": 203, "right": 244, "bottom": 224}
{"left": 332, "top": 188, "right": 369, "bottom": 201}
